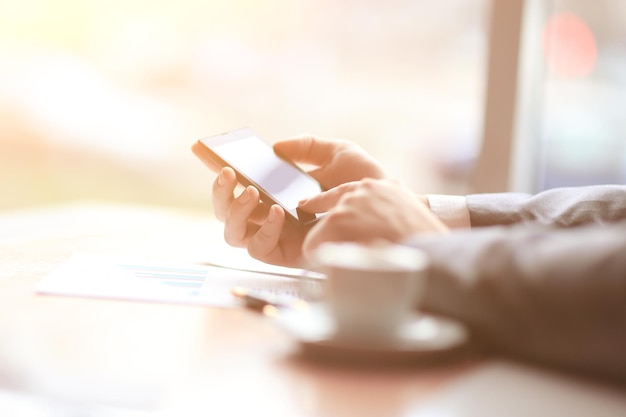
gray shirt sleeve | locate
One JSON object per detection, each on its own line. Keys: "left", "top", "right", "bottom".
{"left": 406, "top": 222, "right": 626, "bottom": 382}
{"left": 467, "top": 185, "right": 626, "bottom": 227}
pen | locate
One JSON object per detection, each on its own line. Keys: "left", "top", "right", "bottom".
{"left": 230, "top": 287, "right": 309, "bottom": 313}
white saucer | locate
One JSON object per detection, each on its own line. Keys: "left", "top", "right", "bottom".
{"left": 272, "top": 304, "right": 469, "bottom": 364}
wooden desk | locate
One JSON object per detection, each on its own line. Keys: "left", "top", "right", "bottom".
{"left": 1, "top": 203, "right": 625, "bottom": 416}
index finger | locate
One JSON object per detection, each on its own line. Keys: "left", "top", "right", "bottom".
{"left": 273, "top": 136, "right": 345, "bottom": 167}
{"left": 211, "top": 167, "right": 237, "bottom": 221}
{"left": 298, "top": 182, "right": 360, "bottom": 213}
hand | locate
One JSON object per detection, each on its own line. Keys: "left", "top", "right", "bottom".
{"left": 211, "top": 135, "right": 389, "bottom": 267}
{"left": 299, "top": 179, "right": 449, "bottom": 259}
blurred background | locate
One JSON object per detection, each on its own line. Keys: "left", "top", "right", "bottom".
{"left": 533, "top": 0, "right": 626, "bottom": 190}
{"left": 0, "top": 0, "right": 624, "bottom": 211}
{"left": 0, "top": 0, "right": 488, "bottom": 211}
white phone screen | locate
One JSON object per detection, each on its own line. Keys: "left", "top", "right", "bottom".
{"left": 211, "top": 135, "right": 322, "bottom": 215}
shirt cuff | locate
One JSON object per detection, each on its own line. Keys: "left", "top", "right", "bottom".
{"left": 427, "top": 194, "right": 471, "bottom": 229}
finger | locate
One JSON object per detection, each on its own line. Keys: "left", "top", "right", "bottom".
{"left": 302, "top": 206, "right": 372, "bottom": 261}
{"left": 273, "top": 135, "right": 343, "bottom": 167}
{"left": 247, "top": 205, "right": 286, "bottom": 264}
{"left": 248, "top": 203, "right": 271, "bottom": 225}
{"left": 298, "top": 182, "right": 360, "bottom": 213}
{"left": 212, "top": 167, "right": 237, "bottom": 221}
{"left": 212, "top": 167, "right": 271, "bottom": 225}
{"left": 223, "top": 186, "right": 261, "bottom": 247}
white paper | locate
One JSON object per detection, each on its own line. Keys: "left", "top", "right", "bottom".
{"left": 201, "top": 244, "right": 324, "bottom": 279}
{"left": 37, "top": 253, "right": 323, "bottom": 307}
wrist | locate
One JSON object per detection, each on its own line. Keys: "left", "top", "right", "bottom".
{"left": 426, "top": 194, "right": 471, "bottom": 229}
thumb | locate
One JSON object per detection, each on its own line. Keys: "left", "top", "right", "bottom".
{"left": 273, "top": 136, "right": 341, "bottom": 166}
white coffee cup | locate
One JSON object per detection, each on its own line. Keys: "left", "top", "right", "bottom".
{"left": 311, "top": 242, "right": 429, "bottom": 341}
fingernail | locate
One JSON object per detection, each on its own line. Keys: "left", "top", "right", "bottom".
{"left": 268, "top": 206, "right": 277, "bottom": 223}
{"left": 238, "top": 188, "right": 250, "bottom": 204}
{"left": 298, "top": 198, "right": 308, "bottom": 206}
{"left": 217, "top": 170, "right": 225, "bottom": 186}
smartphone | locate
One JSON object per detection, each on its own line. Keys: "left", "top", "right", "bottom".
{"left": 192, "top": 128, "right": 323, "bottom": 226}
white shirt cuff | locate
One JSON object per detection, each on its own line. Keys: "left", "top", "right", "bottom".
{"left": 427, "top": 194, "right": 471, "bottom": 229}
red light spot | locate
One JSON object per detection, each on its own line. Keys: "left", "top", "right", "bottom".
{"left": 542, "top": 12, "right": 597, "bottom": 78}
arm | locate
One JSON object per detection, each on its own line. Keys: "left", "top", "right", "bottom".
{"left": 467, "top": 185, "right": 626, "bottom": 227}
{"left": 407, "top": 223, "right": 626, "bottom": 382}
{"left": 301, "top": 177, "right": 626, "bottom": 380}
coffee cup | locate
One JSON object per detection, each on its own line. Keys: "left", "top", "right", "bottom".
{"left": 311, "top": 242, "right": 429, "bottom": 341}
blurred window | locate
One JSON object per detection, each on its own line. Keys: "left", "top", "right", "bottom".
{"left": 520, "top": 0, "right": 626, "bottom": 191}
{"left": 0, "top": 0, "right": 488, "bottom": 209}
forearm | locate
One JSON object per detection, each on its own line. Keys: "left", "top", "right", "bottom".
{"left": 467, "top": 185, "right": 626, "bottom": 227}
{"left": 406, "top": 223, "right": 626, "bottom": 382}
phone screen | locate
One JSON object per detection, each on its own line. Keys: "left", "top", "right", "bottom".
{"left": 205, "top": 132, "right": 322, "bottom": 222}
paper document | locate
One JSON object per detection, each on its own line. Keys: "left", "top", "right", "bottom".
{"left": 201, "top": 244, "right": 324, "bottom": 279}
{"left": 37, "top": 253, "right": 323, "bottom": 307}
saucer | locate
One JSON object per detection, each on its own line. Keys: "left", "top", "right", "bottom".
{"left": 272, "top": 304, "right": 469, "bottom": 365}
